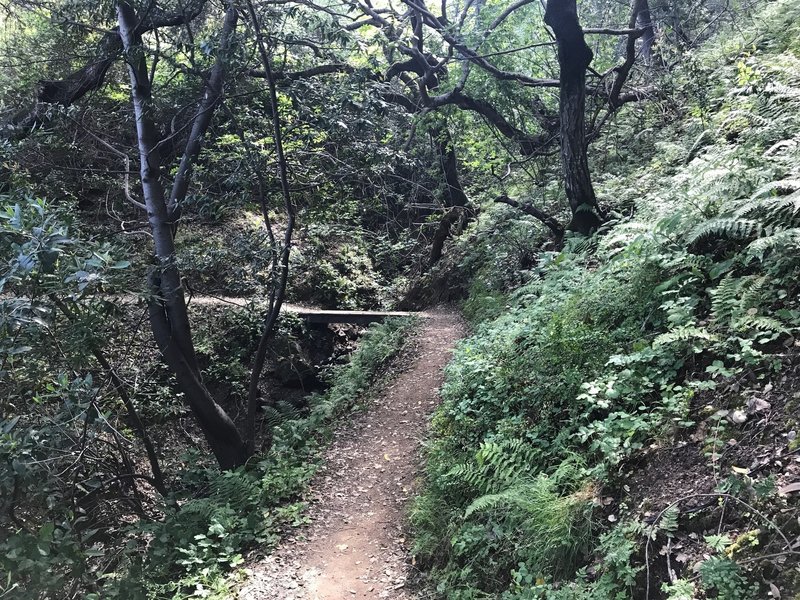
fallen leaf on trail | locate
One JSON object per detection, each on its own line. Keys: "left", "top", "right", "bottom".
{"left": 730, "top": 409, "right": 748, "bottom": 424}
{"left": 748, "top": 397, "right": 771, "bottom": 412}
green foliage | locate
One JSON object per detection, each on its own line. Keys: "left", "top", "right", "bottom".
{"left": 100, "top": 468, "right": 272, "bottom": 599}
{"left": 307, "top": 316, "right": 418, "bottom": 422}
{"left": 458, "top": 459, "right": 594, "bottom": 583}
{"left": 413, "top": 2, "right": 800, "bottom": 596}
{"left": 412, "top": 247, "right": 663, "bottom": 595}
{"left": 0, "top": 194, "right": 141, "bottom": 599}
{"left": 5, "top": 0, "right": 800, "bottom": 598}
{"left": 699, "top": 557, "right": 759, "bottom": 600}
{"left": 661, "top": 579, "right": 698, "bottom": 600}
{"left": 499, "top": 520, "right": 646, "bottom": 600}
{"left": 456, "top": 208, "right": 555, "bottom": 324}
{"left": 451, "top": 438, "right": 541, "bottom": 496}
{"left": 0, "top": 192, "right": 416, "bottom": 600}
{"left": 99, "top": 316, "right": 416, "bottom": 598}
{"left": 175, "top": 216, "right": 274, "bottom": 296}
{"left": 289, "top": 225, "right": 387, "bottom": 309}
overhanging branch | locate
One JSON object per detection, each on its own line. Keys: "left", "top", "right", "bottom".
{"left": 3, "top": 0, "right": 209, "bottom": 138}
{"left": 496, "top": 194, "right": 564, "bottom": 236}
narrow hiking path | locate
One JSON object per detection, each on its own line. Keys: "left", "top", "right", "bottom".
{"left": 239, "top": 308, "right": 466, "bottom": 600}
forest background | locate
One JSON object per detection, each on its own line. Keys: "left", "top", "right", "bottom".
{"left": 2, "top": 0, "right": 800, "bottom": 598}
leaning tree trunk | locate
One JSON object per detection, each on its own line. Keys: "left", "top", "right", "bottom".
{"left": 544, "top": 0, "right": 604, "bottom": 235}
{"left": 243, "top": 0, "right": 297, "bottom": 455}
{"left": 117, "top": 0, "right": 247, "bottom": 470}
{"left": 428, "top": 125, "right": 472, "bottom": 267}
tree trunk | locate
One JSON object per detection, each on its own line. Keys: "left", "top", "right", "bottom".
{"left": 244, "top": 0, "right": 297, "bottom": 455}
{"left": 544, "top": 0, "right": 604, "bottom": 235}
{"left": 117, "top": 0, "right": 247, "bottom": 470}
{"left": 637, "top": 0, "right": 656, "bottom": 62}
{"left": 429, "top": 207, "right": 463, "bottom": 267}
{"left": 167, "top": 4, "right": 238, "bottom": 221}
{"left": 428, "top": 125, "right": 472, "bottom": 267}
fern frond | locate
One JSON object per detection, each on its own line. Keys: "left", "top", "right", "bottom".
{"left": 461, "top": 474, "right": 594, "bottom": 579}
{"left": 262, "top": 406, "right": 283, "bottom": 427}
{"left": 683, "top": 254, "right": 713, "bottom": 271}
{"left": 685, "top": 218, "right": 761, "bottom": 245}
{"left": 739, "top": 275, "right": 769, "bottom": 310}
{"left": 210, "top": 471, "right": 262, "bottom": 508}
{"left": 749, "top": 179, "right": 800, "bottom": 201}
{"left": 658, "top": 506, "right": 680, "bottom": 536}
{"left": 275, "top": 400, "right": 304, "bottom": 421}
{"left": 732, "top": 314, "right": 787, "bottom": 334}
{"left": 709, "top": 274, "right": 784, "bottom": 334}
{"left": 448, "top": 438, "right": 539, "bottom": 495}
{"left": 179, "top": 500, "right": 215, "bottom": 522}
{"left": 711, "top": 274, "right": 743, "bottom": 324}
{"left": 735, "top": 190, "right": 800, "bottom": 228}
{"left": 746, "top": 227, "right": 800, "bottom": 258}
{"left": 654, "top": 325, "right": 717, "bottom": 347}
{"left": 464, "top": 481, "right": 541, "bottom": 518}
{"left": 761, "top": 192, "right": 800, "bottom": 229}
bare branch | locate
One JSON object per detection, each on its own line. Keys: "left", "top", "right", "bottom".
{"left": 608, "top": 0, "right": 651, "bottom": 108}
{"left": 584, "top": 27, "right": 643, "bottom": 35}
{"left": 167, "top": 3, "right": 239, "bottom": 222}
{"left": 485, "top": 0, "right": 537, "bottom": 37}
{"left": 496, "top": 194, "right": 564, "bottom": 236}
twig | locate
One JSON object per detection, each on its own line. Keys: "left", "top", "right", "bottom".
{"left": 644, "top": 492, "right": 799, "bottom": 599}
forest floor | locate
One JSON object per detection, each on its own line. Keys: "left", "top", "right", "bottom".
{"left": 238, "top": 308, "right": 466, "bottom": 600}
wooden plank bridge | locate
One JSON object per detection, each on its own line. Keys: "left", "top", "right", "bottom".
{"left": 289, "top": 308, "right": 413, "bottom": 326}
{"left": 182, "top": 295, "right": 414, "bottom": 325}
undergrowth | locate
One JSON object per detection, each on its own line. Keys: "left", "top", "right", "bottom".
{"left": 412, "top": 1, "right": 800, "bottom": 597}
{"left": 1, "top": 315, "right": 416, "bottom": 599}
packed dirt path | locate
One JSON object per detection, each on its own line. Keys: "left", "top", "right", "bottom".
{"left": 239, "top": 308, "right": 466, "bottom": 600}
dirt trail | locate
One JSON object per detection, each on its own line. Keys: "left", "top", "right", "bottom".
{"left": 239, "top": 308, "right": 466, "bottom": 600}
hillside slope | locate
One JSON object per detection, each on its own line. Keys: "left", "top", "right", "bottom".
{"left": 411, "top": 3, "right": 800, "bottom": 598}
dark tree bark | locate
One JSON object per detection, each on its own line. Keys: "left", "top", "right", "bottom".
{"left": 428, "top": 125, "right": 473, "bottom": 267}
{"left": 167, "top": 3, "right": 239, "bottom": 222}
{"left": 428, "top": 90, "right": 558, "bottom": 155}
{"left": 637, "top": 0, "right": 656, "bottom": 62}
{"left": 117, "top": 0, "right": 247, "bottom": 470}
{"left": 544, "top": 0, "right": 604, "bottom": 235}
{"left": 609, "top": 0, "right": 654, "bottom": 108}
{"left": 428, "top": 207, "right": 464, "bottom": 267}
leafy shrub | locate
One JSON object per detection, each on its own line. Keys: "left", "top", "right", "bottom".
{"left": 289, "top": 224, "right": 386, "bottom": 309}
{"left": 175, "top": 216, "right": 273, "bottom": 296}
{"left": 0, "top": 194, "right": 142, "bottom": 599}
{"left": 102, "top": 316, "right": 417, "bottom": 598}
{"left": 412, "top": 249, "right": 663, "bottom": 595}
{"left": 413, "top": 4, "right": 800, "bottom": 596}
{"left": 699, "top": 557, "right": 759, "bottom": 600}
